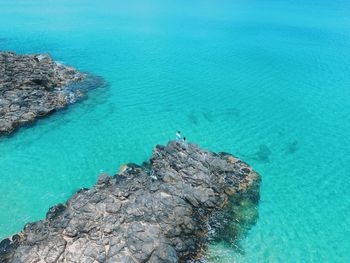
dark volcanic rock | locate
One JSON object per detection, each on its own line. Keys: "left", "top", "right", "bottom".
{"left": 0, "top": 141, "right": 260, "bottom": 263}
{"left": 0, "top": 51, "right": 105, "bottom": 135}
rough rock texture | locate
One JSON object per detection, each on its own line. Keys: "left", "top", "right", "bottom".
{"left": 0, "top": 141, "right": 260, "bottom": 263}
{"left": 0, "top": 51, "right": 104, "bottom": 135}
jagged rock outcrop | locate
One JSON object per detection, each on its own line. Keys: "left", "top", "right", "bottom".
{"left": 0, "top": 141, "right": 260, "bottom": 263}
{"left": 0, "top": 51, "right": 105, "bottom": 135}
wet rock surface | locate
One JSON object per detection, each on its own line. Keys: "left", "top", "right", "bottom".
{"left": 0, "top": 141, "right": 260, "bottom": 263}
{"left": 0, "top": 51, "right": 105, "bottom": 135}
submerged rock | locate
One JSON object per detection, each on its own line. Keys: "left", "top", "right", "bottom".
{"left": 0, "top": 51, "right": 105, "bottom": 135}
{"left": 0, "top": 141, "right": 260, "bottom": 263}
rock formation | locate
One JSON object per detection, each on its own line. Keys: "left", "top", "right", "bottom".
{"left": 0, "top": 141, "right": 260, "bottom": 263}
{"left": 0, "top": 51, "right": 105, "bottom": 135}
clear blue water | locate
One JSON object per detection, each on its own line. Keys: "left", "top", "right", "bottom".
{"left": 1, "top": 0, "right": 350, "bottom": 262}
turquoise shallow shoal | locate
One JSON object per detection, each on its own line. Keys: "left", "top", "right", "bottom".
{"left": 1, "top": 0, "right": 350, "bottom": 262}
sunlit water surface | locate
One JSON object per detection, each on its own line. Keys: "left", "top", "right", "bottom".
{"left": 1, "top": 0, "right": 350, "bottom": 262}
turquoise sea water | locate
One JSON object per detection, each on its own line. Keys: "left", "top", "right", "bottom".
{"left": 1, "top": 0, "right": 350, "bottom": 262}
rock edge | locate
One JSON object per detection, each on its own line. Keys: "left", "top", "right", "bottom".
{"left": 0, "top": 51, "right": 105, "bottom": 135}
{"left": 0, "top": 141, "right": 260, "bottom": 263}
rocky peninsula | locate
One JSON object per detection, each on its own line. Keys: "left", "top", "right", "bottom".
{"left": 0, "top": 141, "right": 260, "bottom": 263}
{"left": 0, "top": 51, "right": 105, "bottom": 135}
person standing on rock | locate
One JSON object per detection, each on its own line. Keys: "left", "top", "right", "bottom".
{"left": 182, "top": 137, "right": 187, "bottom": 144}
{"left": 176, "top": 131, "right": 181, "bottom": 141}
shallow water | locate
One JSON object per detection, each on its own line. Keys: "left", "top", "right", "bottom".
{"left": 1, "top": 0, "right": 350, "bottom": 261}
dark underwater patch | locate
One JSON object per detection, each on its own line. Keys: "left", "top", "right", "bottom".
{"left": 202, "top": 111, "right": 214, "bottom": 122}
{"left": 188, "top": 111, "right": 199, "bottom": 125}
{"left": 254, "top": 144, "right": 271, "bottom": 162}
{"left": 202, "top": 107, "right": 241, "bottom": 124}
{"left": 225, "top": 107, "right": 240, "bottom": 119}
{"left": 284, "top": 140, "right": 298, "bottom": 155}
{"left": 207, "top": 177, "right": 260, "bottom": 256}
{"left": 278, "top": 127, "right": 286, "bottom": 136}
{"left": 163, "top": 104, "right": 175, "bottom": 112}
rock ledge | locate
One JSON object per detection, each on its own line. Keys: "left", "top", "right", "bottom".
{"left": 0, "top": 51, "right": 105, "bottom": 135}
{"left": 0, "top": 141, "right": 260, "bottom": 263}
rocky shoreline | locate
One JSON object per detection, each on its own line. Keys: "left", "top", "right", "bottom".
{"left": 0, "top": 51, "right": 105, "bottom": 135}
{"left": 0, "top": 141, "right": 260, "bottom": 263}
